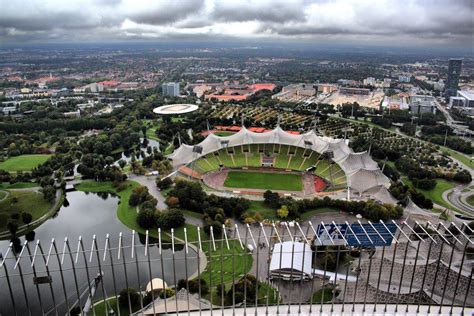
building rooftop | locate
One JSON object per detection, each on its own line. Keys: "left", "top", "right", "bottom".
{"left": 458, "top": 90, "right": 474, "bottom": 100}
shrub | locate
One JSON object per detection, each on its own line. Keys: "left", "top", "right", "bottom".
{"left": 159, "top": 288, "right": 175, "bottom": 299}
{"left": 277, "top": 205, "right": 289, "bottom": 219}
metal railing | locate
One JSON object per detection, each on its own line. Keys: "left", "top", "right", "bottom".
{"left": 1, "top": 220, "right": 473, "bottom": 315}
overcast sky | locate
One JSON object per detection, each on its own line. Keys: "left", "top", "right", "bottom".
{"left": 0, "top": 0, "right": 472, "bottom": 48}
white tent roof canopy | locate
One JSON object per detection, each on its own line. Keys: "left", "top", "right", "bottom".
{"left": 167, "top": 126, "right": 391, "bottom": 194}
{"left": 270, "top": 241, "right": 313, "bottom": 277}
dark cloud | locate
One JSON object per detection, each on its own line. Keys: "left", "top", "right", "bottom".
{"left": 212, "top": 0, "right": 305, "bottom": 23}
{"left": 0, "top": 0, "right": 471, "bottom": 47}
{"left": 128, "top": 0, "right": 206, "bottom": 25}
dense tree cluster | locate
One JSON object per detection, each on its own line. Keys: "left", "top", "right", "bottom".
{"left": 131, "top": 185, "right": 185, "bottom": 230}
{"left": 77, "top": 154, "right": 125, "bottom": 182}
{"left": 167, "top": 180, "right": 250, "bottom": 235}
{"left": 0, "top": 117, "right": 112, "bottom": 134}
{"left": 389, "top": 182, "right": 434, "bottom": 209}
{"left": 177, "top": 278, "right": 209, "bottom": 295}
{"left": 263, "top": 190, "right": 403, "bottom": 222}
{"left": 225, "top": 275, "right": 259, "bottom": 305}
{"left": 422, "top": 135, "right": 472, "bottom": 154}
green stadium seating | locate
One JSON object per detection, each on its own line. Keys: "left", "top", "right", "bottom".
{"left": 189, "top": 145, "right": 345, "bottom": 190}
{"left": 233, "top": 151, "right": 246, "bottom": 166}
{"left": 246, "top": 153, "right": 261, "bottom": 167}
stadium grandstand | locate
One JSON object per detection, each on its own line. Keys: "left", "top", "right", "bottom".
{"left": 168, "top": 126, "right": 391, "bottom": 197}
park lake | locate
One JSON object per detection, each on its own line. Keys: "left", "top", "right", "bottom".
{"left": 0, "top": 190, "right": 197, "bottom": 315}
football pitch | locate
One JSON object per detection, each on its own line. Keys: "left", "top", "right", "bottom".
{"left": 224, "top": 170, "right": 303, "bottom": 191}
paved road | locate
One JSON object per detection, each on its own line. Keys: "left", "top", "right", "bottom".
{"left": 435, "top": 98, "right": 474, "bottom": 140}
{"left": 128, "top": 174, "right": 168, "bottom": 210}
{"left": 441, "top": 155, "right": 474, "bottom": 216}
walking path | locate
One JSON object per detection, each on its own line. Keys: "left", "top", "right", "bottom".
{"left": 0, "top": 189, "right": 9, "bottom": 202}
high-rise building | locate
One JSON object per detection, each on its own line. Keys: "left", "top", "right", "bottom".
{"left": 444, "top": 58, "right": 462, "bottom": 98}
{"left": 162, "top": 82, "right": 180, "bottom": 97}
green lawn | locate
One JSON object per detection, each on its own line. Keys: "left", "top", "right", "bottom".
{"left": 0, "top": 154, "right": 52, "bottom": 172}
{"left": 93, "top": 297, "right": 135, "bottom": 315}
{"left": 146, "top": 124, "right": 161, "bottom": 141}
{"left": 0, "top": 190, "right": 53, "bottom": 232}
{"left": 0, "top": 182, "right": 39, "bottom": 189}
{"left": 247, "top": 200, "right": 277, "bottom": 219}
{"left": 467, "top": 195, "right": 474, "bottom": 207}
{"left": 172, "top": 224, "right": 253, "bottom": 287}
{"left": 224, "top": 171, "right": 303, "bottom": 191}
{"left": 0, "top": 191, "right": 7, "bottom": 200}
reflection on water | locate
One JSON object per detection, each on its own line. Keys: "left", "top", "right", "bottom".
{"left": 0, "top": 190, "right": 197, "bottom": 315}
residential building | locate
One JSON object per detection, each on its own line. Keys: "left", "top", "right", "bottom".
{"left": 162, "top": 82, "right": 180, "bottom": 97}
{"left": 444, "top": 58, "right": 462, "bottom": 98}
{"left": 398, "top": 75, "right": 411, "bottom": 83}
{"left": 363, "top": 77, "right": 376, "bottom": 86}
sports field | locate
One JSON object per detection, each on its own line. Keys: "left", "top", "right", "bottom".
{"left": 224, "top": 170, "right": 303, "bottom": 191}
{"left": 0, "top": 154, "right": 51, "bottom": 172}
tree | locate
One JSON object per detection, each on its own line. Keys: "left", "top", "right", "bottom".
{"left": 277, "top": 205, "right": 289, "bottom": 219}
{"left": 157, "top": 177, "right": 173, "bottom": 190}
{"left": 156, "top": 209, "right": 185, "bottom": 229}
{"left": 165, "top": 196, "right": 179, "bottom": 207}
{"left": 42, "top": 185, "right": 56, "bottom": 202}
{"left": 7, "top": 221, "right": 18, "bottom": 235}
{"left": 118, "top": 159, "right": 127, "bottom": 169}
{"left": 263, "top": 190, "right": 280, "bottom": 208}
{"left": 118, "top": 288, "right": 140, "bottom": 309}
{"left": 105, "top": 156, "right": 114, "bottom": 166}
{"left": 21, "top": 212, "right": 33, "bottom": 224}
{"left": 136, "top": 209, "right": 156, "bottom": 229}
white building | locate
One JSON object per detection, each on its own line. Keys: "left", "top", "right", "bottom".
{"left": 1, "top": 106, "right": 17, "bottom": 114}
{"left": 381, "top": 95, "right": 409, "bottom": 110}
{"left": 449, "top": 90, "right": 474, "bottom": 108}
{"left": 269, "top": 241, "right": 313, "bottom": 281}
{"left": 398, "top": 75, "right": 411, "bottom": 83}
{"left": 162, "top": 82, "right": 180, "bottom": 97}
{"left": 363, "top": 77, "right": 376, "bottom": 86}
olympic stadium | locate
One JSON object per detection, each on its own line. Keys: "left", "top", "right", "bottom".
{"left": 168, "top": 126, "right": 392, "bottom": 201}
